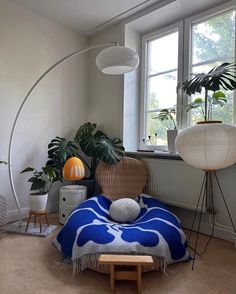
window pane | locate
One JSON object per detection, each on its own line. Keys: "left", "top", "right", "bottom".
{"left": 148, "top": 31, "right": 178, "bottom": 75}
{"left": 145, "top": 112, "right": 168, "bottom": 146}
{"left": 147, "top": 71, "right": 177, "bottom": 110}
{"left": 192, "top": 10, "right": 235, "bottom": 66}
{"left": 190, "top": 10, "right": 235, "bottom": 125}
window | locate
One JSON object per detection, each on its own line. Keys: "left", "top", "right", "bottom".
{"left": 190, "top": 10, "right": 235, "bottom": 125}
{"left": 141, "top": 4, "right": 236, "bottom": 150}
{"left": 142, "top": 24, "right": 181, "bottom": 147}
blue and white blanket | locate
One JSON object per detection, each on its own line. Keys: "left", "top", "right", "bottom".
{"left": 53, "top": 194, "right": 189, "bottom": 271}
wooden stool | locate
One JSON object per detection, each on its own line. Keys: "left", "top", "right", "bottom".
{"left": 25, "top": 209, "right": 49, "bottom": 233}
{"left": 99, "top": 254, "right": 154, "bottom": 294}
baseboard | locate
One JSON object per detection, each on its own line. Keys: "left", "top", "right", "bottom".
{"left": 180, "top": 215, "right": 236, "bottom": 246}
{"left": 6, "top": 201, "right": 58, "bottom": 223}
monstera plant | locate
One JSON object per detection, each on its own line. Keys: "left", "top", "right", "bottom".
{"left": 47, "top": 122, "right": 125, "bottom": 181}
{"left": 46, "top": 136, "right": 88, "bottom": 181}
{"left": 183, "top": 62, "right": 236, "bottom": 121}
{"left": 74, "top": 122, "right": 125, "bottom": 179}
{"left": 153, "top": 108, "right": 177, "bottom": 130}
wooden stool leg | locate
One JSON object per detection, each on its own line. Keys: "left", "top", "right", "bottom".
{"left": 25, "top": 213, "right": 32, "bottom": 232}
{"left": 110, "top": 264, "right": 115, "bottom": 292}
{"left": 44, "top": 213, "right": 49, "bottom": 227}
{"left": 137, "top": 265, "right": 142, "bottom": 294}
{"left": 39, "top": 215, "right": 42, "bottom": 233}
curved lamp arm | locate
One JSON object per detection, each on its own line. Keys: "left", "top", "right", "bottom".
{"left": 8, "top": 42, "right": 118, "bottom": 226}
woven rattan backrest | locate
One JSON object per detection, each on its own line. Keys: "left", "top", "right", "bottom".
{"left": 95, "top": 157, "right": 148, "bottom": 200}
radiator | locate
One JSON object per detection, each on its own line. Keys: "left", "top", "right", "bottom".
{"left": 142, "top": 158, "right": 204, "bottom": 211}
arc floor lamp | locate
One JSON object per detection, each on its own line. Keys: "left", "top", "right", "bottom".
{"left": 7, "top": 42, "right": 139, "bottom": 236}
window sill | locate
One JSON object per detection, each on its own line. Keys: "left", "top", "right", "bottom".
{"left": 125, "top": 150, "right": 182, "bottom": 160}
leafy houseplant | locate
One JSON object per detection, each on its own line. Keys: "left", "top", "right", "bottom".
{"left": 153, "top": 108, "right": 178, "bottom": 153}
{"left": 47, "top": 122, "right": 125, "bottom": 181}
{"left": 153, "top": 108, "right": 177, "bottom": 130}
{"left": 183, "top": 62, "right": 236, "bottom": 122}
{"left": 21, "top": 166, "right": 56, "bottom": 211}
{"left": 46, "top": 137, "right": 87, "bottom": 182}
{"left": 74, "top": 122, "right": 125, "bottom": 179}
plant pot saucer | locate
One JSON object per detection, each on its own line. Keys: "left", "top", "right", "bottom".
{"left": 197, "top": 120, "right": 222, "bottom": 124}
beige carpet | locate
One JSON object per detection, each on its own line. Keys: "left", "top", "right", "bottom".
{"left": 1, "top": 213, "right": 236, "bottom": 294}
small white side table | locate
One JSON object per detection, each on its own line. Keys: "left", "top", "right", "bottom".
{"left": 59, "top": 185, "right": 87, "bottom": 224}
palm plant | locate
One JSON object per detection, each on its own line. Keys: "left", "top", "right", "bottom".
{"left": 183, "top": 62, "right": 236, "bottom": 121}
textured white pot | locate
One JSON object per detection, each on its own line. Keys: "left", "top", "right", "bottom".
{"left": 29, "top": 193, "right": 48, "bottom": 211}
{"left": 167, "top": 129, "right": 178, "bottom": 153}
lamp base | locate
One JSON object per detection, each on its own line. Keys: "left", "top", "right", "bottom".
{"left": 188, "top": 170, "right": 236, "bottom": 269}
{"left": 6, "top": 221, "right": 57, "bottom": 237}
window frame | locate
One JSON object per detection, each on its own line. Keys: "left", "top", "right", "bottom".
{"left": 140, "top": 21, "right": 184, "bottom": 151}
{"left": 140, "top": 1, "right": 236, "bottom": 150}
{"left": 184, "top": 2, "right": 236, "bottom": 127}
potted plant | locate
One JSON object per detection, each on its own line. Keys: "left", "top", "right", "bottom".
{"left": 183, "top": 62, "right": 236, "bottom": 122}
{"left": 153, "top": 108, "right": 178, "bottom": 153}
{"left": 21, "top": 166, "right": 56, "bottom": 211}
{"left": 74, "top": 122, "right": 125, "bottom": 178}
{"left": 46, "top": 122, "right": 125, "bottom": 196}
{"left": 46, "top": 136, "right": 86, "bottom": 181}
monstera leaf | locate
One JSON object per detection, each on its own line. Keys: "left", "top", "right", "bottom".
{"left": 74, "top": 122, "right": 125, "bottom": 169}
{"left": 75, "top": 123, "right": 97, "bottom": 158}
{"left": 183, "top": 63, "right": 236, "bottom": 95}
{"left": 47, "top": 136, "right": 80, "bottom": 181}
{"left": 94, "top": 136, "right": 125, "bottom": 164}
{"left": 75, "top": 123, "right": 124, "bottom": 164}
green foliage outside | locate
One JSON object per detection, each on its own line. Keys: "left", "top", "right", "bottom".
{"left": 190, "top": 10, "right": 235, "bottom": 124}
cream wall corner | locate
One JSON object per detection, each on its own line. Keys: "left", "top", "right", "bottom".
{"left": 88, "top": 24, "right": 123, "bottom": 138}
{"left": 0, "top": 0, "right": 89, "bottom": 219}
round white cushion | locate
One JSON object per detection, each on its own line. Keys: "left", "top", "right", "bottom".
{"left": 109, "top": 198, "right": 140, "bottom": 223}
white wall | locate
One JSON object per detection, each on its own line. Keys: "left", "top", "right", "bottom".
{"left": 88, "top": 24, "right": 123, "bottom": 138}
{"left": 0, "top": 0, "right": 88, "bottom": 221}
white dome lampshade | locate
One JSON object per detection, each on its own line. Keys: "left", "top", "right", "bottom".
{"left": 96, "top": 46, "right": 139, "bottom": 75}
{"left": 175, "top": 123, "right": 236, "bottom": 170}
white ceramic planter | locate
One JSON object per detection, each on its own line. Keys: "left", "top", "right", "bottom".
{"left": 29, "top": 193, "right": 48, "bottom": 211}
{"left": 167, "top": 129, "right": 178, "bottom": 153}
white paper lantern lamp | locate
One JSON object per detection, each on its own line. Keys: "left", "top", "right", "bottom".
{"left": 175, "top": 123, "right": 236, "bottom": 170}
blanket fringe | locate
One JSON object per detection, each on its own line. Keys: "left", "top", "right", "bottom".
{"left": 72, "top": 253, "right": 167, "bottom": 276}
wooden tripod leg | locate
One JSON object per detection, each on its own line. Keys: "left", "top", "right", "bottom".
{"left": 39, "top": 215, "right": 42, "bottom": 233}
{"left": 25, "top": 213, "right": 32, "bottom": 232}
{"left": 44, "top": 212, "right": 49, "bottom": 227}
